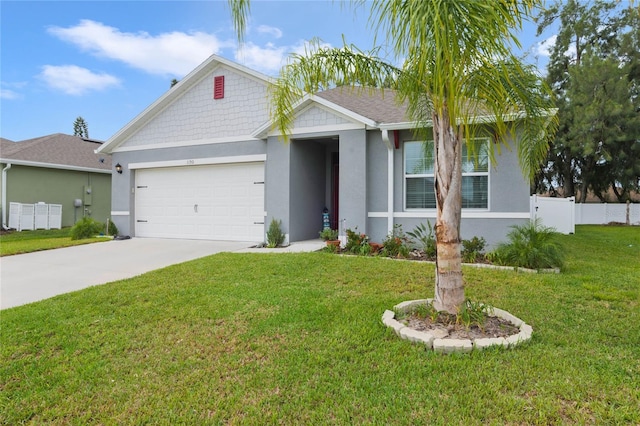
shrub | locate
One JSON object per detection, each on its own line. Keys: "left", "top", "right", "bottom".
{"left": 322, "top": 242, "right": 340, "bottom": 253}
{"left": 397, "top": 299, "right": 492, "bottom": 330}
{"left": 488, "top": 219, "right": 564, "bottom": 269}
{"left": 70, "top": 217, "right": 104, "bottom": 240}
{"left": 407, "top": 221, "right": 436, "bottom": 258}
{"left": 381, "top": 224, "right": 410, "bottom": 258}
{"left": 456, "top": 299, "right": 492, "bottom": 330}
{"left": 359, "top": 241, "right": 373, "bottom": 256}
{"left": 344, "top": 228, "right": 369, "bottom": 255}
{"left": 107, "top": 219, "right": 119, "bottom": 236}
{"left": 319, "top": 228, "right": 338, "bottom": 241}
{"left": 461, "top": 236, "right": 486, "bottom": 263}
{"left": 266, "top": 219, "right": 285, "bottom": 248}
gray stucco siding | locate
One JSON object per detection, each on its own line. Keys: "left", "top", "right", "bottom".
{"left": 488, "top": 145, "right": 530, "bottom": 212}
{"left": 364, "top": 131, "right": 531, "bottom": 246}
{"left": 339, "top": 129, "right": 368, "bottom": 234}
{"left": 366, "top": 130, "right": 389, "bottom": 213}
{"left": 265, "top": 137, "right": 291, "bottom": 240}
{"left": 381, "top": 134, "right": 530, "bottom": 214}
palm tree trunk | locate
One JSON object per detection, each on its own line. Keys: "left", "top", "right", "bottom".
{"left": 432, "top": 108, "right": 465, "bottom": 314}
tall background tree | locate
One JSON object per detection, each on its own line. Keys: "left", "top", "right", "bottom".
{"left": 73, "top": 116, "right": 89, "bottom": 138}
{"left": 534, "top": 1, "right": 640, "bottom": 202}
{"left": 230, "top": 0, "right": 557, "bottom": 313}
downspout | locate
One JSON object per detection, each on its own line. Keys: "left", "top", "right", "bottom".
{"left": 381, "top": 130, "right": 394, "bottom": 235}
{"left": 2, "top": 163, "right": 11, "bottom": 229}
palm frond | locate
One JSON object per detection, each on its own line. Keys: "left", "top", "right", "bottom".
{"left": 228, "top": 0, "right": 251, "bottom": 42}
{"left": 270, "top": 42, "right": 402, "bottom": 141}
{"left": 368, "top": 0, "right": 539, "bottom": 125}
{"left": 463, "top": 57, "right": 558, "bottom": 179}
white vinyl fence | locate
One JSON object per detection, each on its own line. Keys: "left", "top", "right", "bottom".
{"left": 530, "top": 195, "right": 575, "bottom": 234}
{"left": 530, "top": 196, "right": 640, "bottom": 234}
{"left": 8, "top": 202, "right": 62, "bottom": 231}
{"left": 575, "top": 202, "right": 640, "bottom": 225}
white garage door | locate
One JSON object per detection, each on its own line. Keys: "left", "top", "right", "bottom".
{"left": 135, "top": 162, "right": 265, "bottom": 241}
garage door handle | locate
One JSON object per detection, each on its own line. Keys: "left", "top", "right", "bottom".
{"left": 137, "top": 220, "right": 148, "bottom": 223}
{"left": 254, "top": 221, "right": 264, "bottom": 225}
{"left": 194, "top": 204, "right": 198, "bottom": 213}
{"left": 254, "top": 181, "right": 264, "bottom": 184}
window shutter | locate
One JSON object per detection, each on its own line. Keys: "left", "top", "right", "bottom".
{"left": 214, "top": 75, "right": 225, "bottom": 99}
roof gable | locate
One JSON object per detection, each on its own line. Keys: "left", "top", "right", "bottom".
{"left": 99, "top": 55, "right": 273, "bottom": 154}
{"left": 253, "top": 87, "right": 413, "bottom": 138}
{"left": 0, "top": 133, "right": 111, "bottom": 172}
{"left": 293, "top": 104, "right": 354, "bottom": 128}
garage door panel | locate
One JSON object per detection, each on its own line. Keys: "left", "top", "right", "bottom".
{"left": 135, "top": 162, "right": 265, "bottom": 241}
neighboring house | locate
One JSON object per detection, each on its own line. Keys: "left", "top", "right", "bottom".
{"left": 98, "top": 55, "right": 531, "bottom": 247}
{"left": 1, "top": 134, "right": 112, "bottom": 229}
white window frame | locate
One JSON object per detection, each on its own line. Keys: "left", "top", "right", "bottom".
{"left": 403, "top": 138, "right": 491, "bottom": 211}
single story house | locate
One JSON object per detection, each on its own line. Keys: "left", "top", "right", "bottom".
{"left": 98, "top": 55, "right": 531, "bottom": 247}
{"left": 1, "top": 134, "right": 112, "bottom": 229}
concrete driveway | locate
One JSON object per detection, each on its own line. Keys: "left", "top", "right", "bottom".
{"left": 0, "top": 238, "right": 251, "bottom": 310}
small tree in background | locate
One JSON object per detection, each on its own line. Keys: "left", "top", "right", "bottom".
{"left": 73, "top": 116, "right": 89, "bottom": 138}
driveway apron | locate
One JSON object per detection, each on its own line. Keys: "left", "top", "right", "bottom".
{"left": 0, "top": 238, "right": 250, "bottom": 310}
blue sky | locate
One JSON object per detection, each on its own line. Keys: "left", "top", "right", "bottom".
{"left": 1, "top": 1, "right": 557, "bottom": 142}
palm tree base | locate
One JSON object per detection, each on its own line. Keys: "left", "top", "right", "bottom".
{"left": 382, "top": 299, "right": 532, "bottom": 354}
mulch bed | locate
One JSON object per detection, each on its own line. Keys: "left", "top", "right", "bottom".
{"left": 401, "top": 313, "right": 520, "bottom": 340}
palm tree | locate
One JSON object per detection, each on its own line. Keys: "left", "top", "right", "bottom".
{"left": 229, "top": 0, "right": 557, "bottom": 314}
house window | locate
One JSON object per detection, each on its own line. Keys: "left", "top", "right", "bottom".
{"left": 404, "top": 139, "right": 489, "bottom": 209}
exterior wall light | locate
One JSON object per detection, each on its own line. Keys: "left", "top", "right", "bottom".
{"left": 115, "top": 163, "right": 123, "bottom": 174}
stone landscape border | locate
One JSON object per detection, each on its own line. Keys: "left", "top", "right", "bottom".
{"left": 382, "top": 299, "right": 533, "bottom": 354}
{"left": 374, "top": 255, "right": 561, "bottom": 274}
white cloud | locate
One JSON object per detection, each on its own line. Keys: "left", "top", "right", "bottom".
{"left": 256, "top": 25, "right": 283, "bottom": 39}
{"left": 235, "top": 42, "right": 289, "bottom": 74}
{"left": 39, "top": 65, "right": 120, "bottom": 95}
{"left": 0, "top": 89, "right": 21, "bottom": 100}
{"left": 536, "top": 34, "right": 578, "bottom": 61}
{"left": 48, "top": 20, "right": 233, "bottom": 76}
{"left": 536, "top": 35, "right": 556, "bottom": 57}
{"left": 1, "top": 82, "right": 27, "bottom": 100}
{"left": 235, "top": 39, "right": 332, "bottom": 75}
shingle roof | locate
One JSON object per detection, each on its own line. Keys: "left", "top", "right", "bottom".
{"left": 315, "top": 87, "right": 501, "bottom": 125}
{"left": 0, "top": 133, "right": 111, "bottom": 171}
{"left": 315, "top": 87, "right": 411, "bottom": 124}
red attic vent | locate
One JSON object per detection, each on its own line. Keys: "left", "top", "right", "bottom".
{"left": 214, "top": 76, "right": 225, "bottom": 99}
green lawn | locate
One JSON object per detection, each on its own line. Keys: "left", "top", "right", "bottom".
{"left": 0, "top": 228, "right": 109, "bottom": 256}
{"left": 1, "top": 225, "right": 638, "bottom": 424}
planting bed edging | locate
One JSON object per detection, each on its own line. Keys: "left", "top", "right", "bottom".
{"left": 373, "top": 256, "right": 560, "bottom": 274}
{"left": 382, "top": 299, "right": 533, "bottom": 354}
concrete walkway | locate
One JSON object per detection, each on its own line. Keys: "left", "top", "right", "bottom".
{"left": 0, "top": 238, "right": 323, "bottom": 310}
{"left": 237, "top": 239, "right": 325, "bottom": 253}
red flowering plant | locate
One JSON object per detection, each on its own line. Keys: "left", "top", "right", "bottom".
{"left": 381, "top": 224, "right": 411, "bottom": 258}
